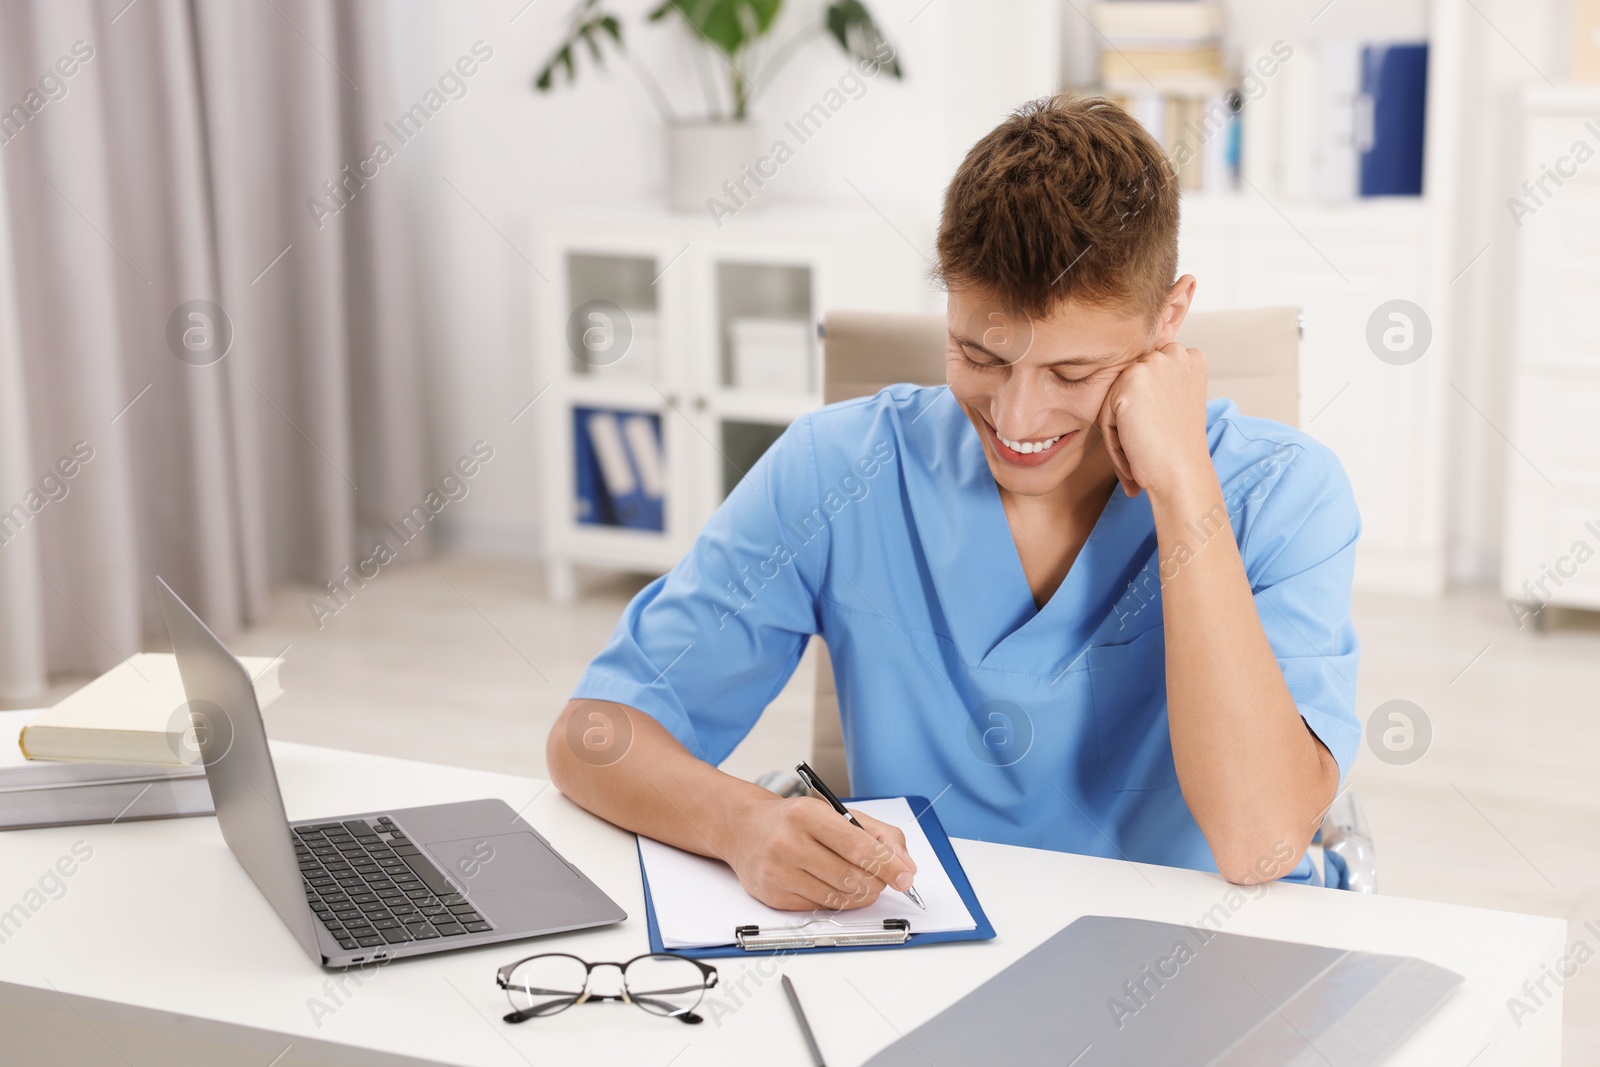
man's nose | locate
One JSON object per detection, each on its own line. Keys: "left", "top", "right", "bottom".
{"left": 995, "top": 374, "right": 1058, "bottom": 435}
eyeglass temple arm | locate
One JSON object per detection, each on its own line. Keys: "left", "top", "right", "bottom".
{"left": 501, "top": 994, "right": 705, "bottom": 1025}
{"left": 501, "top": 986, "right": 710, "bottom": 1023}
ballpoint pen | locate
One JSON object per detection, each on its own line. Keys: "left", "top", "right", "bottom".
{"left": 783, "top": 974, "right": 828, "bottom": 1067}
{"left": 795, "top": 761, "right": 926, "bottom": 910}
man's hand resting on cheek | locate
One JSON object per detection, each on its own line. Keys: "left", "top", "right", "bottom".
{"left": 724, "top": 796, "right": 918, "bottom": 912}
{"left": 1097, "top": 342, "right": 1214, "bottom": 500}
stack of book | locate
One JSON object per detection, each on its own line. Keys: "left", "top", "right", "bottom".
{"left": 1091, "top": 0, "right": 1238, "bottom": 195}
{"left": 1, "top": 652, "right": 283, "bottom": 830}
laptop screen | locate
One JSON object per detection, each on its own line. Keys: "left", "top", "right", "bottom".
{"left": 157, "top": 577, "right": 321, "bottom": 963}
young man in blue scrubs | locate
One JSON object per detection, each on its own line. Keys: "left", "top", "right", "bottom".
{"left": 548, "top": 95, "right": 1360, "bottom": 907}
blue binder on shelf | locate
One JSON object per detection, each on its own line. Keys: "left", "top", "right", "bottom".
{"left": 1358, "top": 42, "right": 1428, "bottom": 197}
{"left": 638, "top": 795, "right": 996, "bottom": 960}
{"left": 573, "top": 406, "right": 665, "bottom": 532}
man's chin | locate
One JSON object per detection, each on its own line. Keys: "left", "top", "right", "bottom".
{"left": 987, "top": 454, "right": 1077, "bottom": 498}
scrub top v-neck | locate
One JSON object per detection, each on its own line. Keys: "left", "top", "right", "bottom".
{"left": 572, "top": 384, "right": 1363, "bottom": 884}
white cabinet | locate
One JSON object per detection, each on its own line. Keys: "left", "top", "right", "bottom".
{"left": 532, "top": 204, "right": 917, "bottom": 600}
{"left": 1501, "top": 87, "right": 1600, "bottom": 623}
{"left": 1178, "top": 196, "right": 1448, "bottom": 595}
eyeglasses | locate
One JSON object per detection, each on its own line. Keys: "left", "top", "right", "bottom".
{"left": 496, "top": 952, "right": 719, "bottom": 1025}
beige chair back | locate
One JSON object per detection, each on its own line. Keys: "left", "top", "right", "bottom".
{"left": 809, "top": 306, "right": 1302, "bottom": 792}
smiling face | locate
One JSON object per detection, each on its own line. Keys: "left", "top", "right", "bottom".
{"left": 933, "top": 94, "right": 1189, "bottom": 503}
{"left": 946, "top": 285, "right": 1185, "bottom": 500}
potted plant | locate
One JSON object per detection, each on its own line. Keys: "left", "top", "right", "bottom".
{"left": 535, "top": 0, "right": 903, "bottom": 212}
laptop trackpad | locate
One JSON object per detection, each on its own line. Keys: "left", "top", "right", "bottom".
{"left": 425, "top": 833, "right": 578, "bottom": 893}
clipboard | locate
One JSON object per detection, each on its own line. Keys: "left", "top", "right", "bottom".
{"left": 638, "top": 795, "right": 996, "bottom": 959}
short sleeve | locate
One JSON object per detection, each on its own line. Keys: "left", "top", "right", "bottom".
{"left": 1235, "top": 441, "right": 1363, "bottom": 788}
{"left": 568, "top": 414, "right": 829, "bottom": 765}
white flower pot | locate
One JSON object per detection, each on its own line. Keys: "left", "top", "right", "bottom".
{"left": 666, "top": 121, "right": 760, "bottom": 215}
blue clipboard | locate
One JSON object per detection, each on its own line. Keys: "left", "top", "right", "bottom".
{"left": 638, "top": 795, "right": 996, "bottom": 959}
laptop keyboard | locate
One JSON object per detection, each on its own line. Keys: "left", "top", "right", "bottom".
{"left": 295, "top": 816, "right": 494, "bottom": 952}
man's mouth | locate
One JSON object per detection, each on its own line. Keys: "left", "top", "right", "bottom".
{"left": 984, "top": 419, "right": 1076, "bottom": 466}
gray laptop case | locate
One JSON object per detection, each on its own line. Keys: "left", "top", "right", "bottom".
{"left": 864, "top": 915, "right": 1462, "bottom": 1067}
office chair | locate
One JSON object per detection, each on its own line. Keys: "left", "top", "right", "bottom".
{"left": 755, "top": 306, "right": 1377, "bottom": 893}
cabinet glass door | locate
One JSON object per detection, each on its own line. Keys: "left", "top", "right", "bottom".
{"left": 706, "top": 257, "right": 818, "bottom": 504}
{"left": 566, "top": 253, "right": 662, "bottom": 383}
{"left": 557, "top": 250, "right": 678, "bottom": 547}
{"left": 715, "top": 261, "right": 814, "bottom": 395}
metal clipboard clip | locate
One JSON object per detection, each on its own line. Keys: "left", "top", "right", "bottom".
{"left": 734, "top": 917, "right": 911, "bottom": 951}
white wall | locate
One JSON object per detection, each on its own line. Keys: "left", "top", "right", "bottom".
{"left": 389, "top": 0, "right": 1060, "bottom": 556}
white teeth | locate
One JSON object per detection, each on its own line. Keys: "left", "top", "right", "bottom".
{"left": 998, "top": 432, "right": 1061, "bottom": 454}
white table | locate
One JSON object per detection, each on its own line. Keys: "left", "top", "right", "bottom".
{"left": 0, "top": 743, "right": 1566, "bottom": 1066}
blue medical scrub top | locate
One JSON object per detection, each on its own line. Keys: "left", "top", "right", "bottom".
{"left": 572, "top": 384, "right": 1362, "bottom": 884}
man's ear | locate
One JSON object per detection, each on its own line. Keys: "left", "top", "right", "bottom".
{"left": 1153, "top": 275, "right": 1197, "bottom": 347}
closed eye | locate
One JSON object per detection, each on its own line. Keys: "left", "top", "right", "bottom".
{"left": 958, "top": 346, "right": 1099, "bottom": 386}
{"left": 958, "top": 349, "right": 1005, "bottom": 372}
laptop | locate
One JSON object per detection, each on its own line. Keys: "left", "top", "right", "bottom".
{"left": 157, "top": 577, "right": 626, "bottom": 968}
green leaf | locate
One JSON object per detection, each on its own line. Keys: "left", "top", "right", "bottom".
{"left": 824, "top": 0, "right": 903, "bottom": 77}
{"left": 649, "top": 0, "right": 784, "bottom": 58}
{"left": 688, "top": 1, "right": 747, "bottom": 55}
{"left": 743, "top": 0, "right": 783, "bottom": 33}
{"left": 532, "top": 2, "right": 627, "bottom": 92}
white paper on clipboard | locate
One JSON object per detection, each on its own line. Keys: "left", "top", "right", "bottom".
{"left": 638, "top": 796, "right": 977, "bottom": 950}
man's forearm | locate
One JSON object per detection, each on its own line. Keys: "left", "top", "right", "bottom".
{"left": 546, "top": 699, "right": 777, "bottom": 863}
{"left": 547, "top": 699, "right": 919, "bottom": 912}
{"left": 1148, "top": 468, "right": 1339, "bottom": 883}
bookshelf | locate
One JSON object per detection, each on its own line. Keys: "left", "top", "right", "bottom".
{"left": 1086, "top": 0, "right": 1465, "bottom": 595}
{"left": 532, "top": 203, "right": 916, "bottom": 601}
{"left": 1081, "top": 0, "right": 1434, "bottom": 203}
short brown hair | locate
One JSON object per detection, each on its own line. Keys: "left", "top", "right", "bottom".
{"left": 935, "top": 94, "right": 1180, "bottom": 321}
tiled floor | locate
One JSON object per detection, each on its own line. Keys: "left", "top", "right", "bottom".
{"left": 27, "top": 554, "right": 1600, "bottom": 1061}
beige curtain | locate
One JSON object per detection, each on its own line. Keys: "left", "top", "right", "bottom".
{"left": 0, "top": 0, "right": 429, "bottom": 700}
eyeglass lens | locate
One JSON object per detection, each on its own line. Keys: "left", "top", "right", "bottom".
{"left": 505, "top": 953, "right": 589, "bottom": 1018}
{"left": 624, "top": 954, "right": 709, "bottom": 1017}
